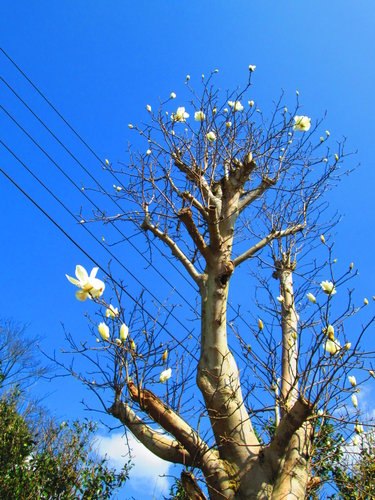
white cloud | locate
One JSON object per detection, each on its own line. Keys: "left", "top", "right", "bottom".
{"left": 96, "top": 432, "right": 172, "bottom": 497}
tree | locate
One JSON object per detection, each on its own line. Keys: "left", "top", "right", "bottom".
{"left": 63, "top": 69, "right": 375, "bottom": 498}
{"left": 0, "top": 322, "right": 130, "bottom": 499}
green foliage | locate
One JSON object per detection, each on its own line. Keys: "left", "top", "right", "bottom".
{"left": 168, "top": 477, "right": 187, "bottom": 500}
{"left": 0, "top": 393, "right": 130, "bottom": 499}
{"left": 308, "top": 418, "right": 375, "bottom": 499}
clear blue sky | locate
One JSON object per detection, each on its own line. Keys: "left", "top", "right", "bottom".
{"left": 1, "top": 1, "right": 375, "bottom": 498}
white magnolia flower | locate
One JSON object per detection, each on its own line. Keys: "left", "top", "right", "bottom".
{"left": 146, "top": 149, "right": 152, "bottom": 155}
{"left": 172, "top": 107, "right": 189, "bottom": 122}
{"left": 206, "top": 131, "right": 216, "bottom": 142}
{"left": 98, "top": 322, "right": 110, "bottom": 341}
{"left": 321, "top": 280, "right": 337, "bottom": 296}
{"left": 352, "top": 435, "right": 359, "bottom": 446}
{"left": 344, "top": 342, "right": 352, "bottom": 350}
{"left": 326, "top": 325, "right": 334, "bottom": 339}
{"left": 248, "top": 65, "right": 256, "bottom": 72}
{"left": 276, "top": 295, "right": 284, "bottom": 303}
{"left": 324, "top": 338, "right": 341, "bottom": 355}
{"left": 306, "top": 293, "right": 316, "bottom": 304}
{"left": 248, "top": 100, "right": 255, "bottom": 107}
{"left": 115, "top": 338, "right": 122, "bottom": 346}
{"left": 120, "top": 323, "right": 129, "bottom": 341}
{"left": 223, "top": 108, "right": 229, "bottom": 113}
{"left": 159, "top": 368, "right": 172, "bottom": 383}
{"left": 352, "top": 394, "right": 358, "bottom": 408}
{"left": 225, "top": 121, "right": 232, "bottom": 128}
{"left": 66, "top": 265, "right": 105, "bottom": 301}
{"left": 194, "top": 110, "right": 205, "bottom": 122}
{"left": 170, "top": 92, "right": 176, "bottom": 99}
{"left": 146, "top": 104, "right": 152, "bottom": 112}
{"left": 293, "top": 115, "right": 311, "bottom": 132}
{"left": 186, "top": 74, "right": 190, "bottom": 81}
{"left": 128, "top": 124, "right": 134, "bottom": 129}
{"left": 348, "top": 375, "right": 357, "bottom": 388}
{"left": 354, "top": 423, "right": 364, "bottom": 434}
{"left": 228, "top": 100, "right": 244, "bottom": 112}
{"left": 105, "top": 304, "right": 119, "bottom": 319}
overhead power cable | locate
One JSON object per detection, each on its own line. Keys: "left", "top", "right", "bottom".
{"left": 0, "top": 47, "right": 255, "bottom": 356}
{"left": 0, "top": 151, "right": 198, "bottom": 362}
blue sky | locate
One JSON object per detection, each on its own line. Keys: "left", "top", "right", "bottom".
{"left": 1, "top": 1, "right": 375, "bottom": 498}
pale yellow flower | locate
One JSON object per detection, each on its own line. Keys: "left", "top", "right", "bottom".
{"left": 170, "top": 92, "right": 176, "bottom": 99}
{"left": 172, "top": 107, "right": 189, "bottom": 122}
{"left": 248, "top": 65, "right": 256, "bottom": 72}
{"left": 146, "top": 104, "right": 152, "bottom": 112}
{"left": 66, "top": 265, "right": 105, "bottom": 301}
{"left": 105, "top": 304, "right": 119, "bottom": 319}
{"left": 120, "top": 324, "right": 129, "bottom": 341}
{"left": 159, "top": 368, "right": 172, "bottom": 383}
{"left": 206, "top": 131, "right": 216, "bottom": 142}
{"left": 321, "top": 280, "right": 336, "bottom": 295}
{"left": 98, "top": 322, "right": 110, "bottom": 341}
{"left": 324, "top": 338, "right": 340, "bottom": 355}
{"left": 194, "top": 110, "right": 205, "bottom": 122}
{"left": 293, "top": 115, "right": 311, "bottom": 132}
{"left": 306, "top": 293, "right": 316, "bottom": 304}
{"left": 258, "top": 319, "right": 264, "bottom": 331}
{"left": 348, "top": 375, "right": 357, "bottom": 388}
{"left": 352, "top": 394, "right": 358, "bottom": 408}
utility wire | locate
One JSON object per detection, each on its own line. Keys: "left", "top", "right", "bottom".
{"left": 0, "top": 47, "right": 255, "bottom": 353}
{"left": 0, "top": 150, "right": 197, "bottom": 361}
{"left": 0, "top": 103, "right": 198, "bottom": 348}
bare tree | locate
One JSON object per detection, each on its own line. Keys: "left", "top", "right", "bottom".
{"left": 62, "top": 70, "right": 375, "bottom": 499}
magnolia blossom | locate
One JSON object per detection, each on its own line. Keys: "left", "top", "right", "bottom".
{"left": 348, "top": 375, "right": 357, "bottom": 387}
{"left": 228, "top": 100, "right": 243, "bottom": 112}
{"left": 320, "top": 234, "right": 326, "bottom": 244}
{"left": 326, "top": 325, "right": 334, "bottom": 339}
{"left": 66, "top": 265, "right": 105, "bottom": 301}
{"left": 258, "top": 318, "right": 264, "bottom": 331}
{"left": 293, "top": 115, "right": 311, "bottom": 132}
{"left": 128, "top": 124, "right": 134, "bottom": 129}
{"left": 120, "top": 323, "right": 129, "bottom": 341}
{"left": 172, "top": 107, "right": 189, "bottom": 122}
{"left": 146, "top": 104, "right": 152, "bottom": 112}
{"left": 248, "top": 65, "right": 256, "bottom": 72}
{"left": 194, "top": 110, "right": 205, "bottom": 121}
{"left": 248, "top": 100, "right": 254, "bottom": 107}
{"left": 170, "top": 92, "right": 176, "bottom": 99}
{"left": 130, "top": 340, "right": 136, "bottom": 350}
{"left": 162, "top": 349, "right": 168, "bottom": 362}
{"left": 354, "top": 423, "right": 364, "bottom": 434}
{"left": 105, "top": 159, "right": 110, "bottom": 165}
{"left": 321, "top": 280, "right": 336, "bottom": 295}
{"left": 159, "top": 368, "right": 172, "bottom": 383}
{"left": 105, "top": 304, "right": 119, "bottom": 319}
{"left": 225, "top": 121, "right": 232, "bottom": 128}
{"left": 352, "top": 435, "right": 359, "bottom": 446}
{"left": 306, "top": 293, "right": 316, "bottom": 304}
{"left": 344, "top": 342, "right": 351, "bottom": 350}
{"left": 364, "top": 298, "right": 369, "bottom": 305}
{"left": 352, "top": 394, "right": 358, "bottom": 408}
{"left": 98, "top": 322, "right": 110, "bottom": 341}
{"left": 324, "top": 338, "right": 340, "bottom": 355}
{"left": 115, "top": 338, "right": 122, "bottom": 346}
{"left": 276, "top": 295, "right": 284, "bottom": 303}
{"left": 206, "top": 131, "right": 216, "bottom": 142}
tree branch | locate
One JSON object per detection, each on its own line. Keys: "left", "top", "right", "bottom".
{"left": 178, "top": 207, "right": 213, "bottom": 263}
{"left": 238, "top": 176, "right": 276, "bottom": 212}
{"left": 141, "top": 211, "right": 202, "bottom": 284}
{"left": 232, "top": 224, "right": 305, "bottom": 268}
{"left": 127, "top": 381, "right": 216, "bottom": 465}
{"left": 264, "top": 396, "right": 313, "bottom": 469}
{"left": 109, "top": 399, "right": 192, "bottom": 465}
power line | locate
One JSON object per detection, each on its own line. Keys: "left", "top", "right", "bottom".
{"left": 0, "top": 104, "right": 198, "bottom": 348}
{"left": 0, "top": 47, "right": 255, "bottom": 354}
{"left": 0, "top": 152, "right": 198, "bottom": 361}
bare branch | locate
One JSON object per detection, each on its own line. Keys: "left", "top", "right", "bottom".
{"left": 233, "top": 224, "right": 305, "bottom": 268}
{"left": 109, "top": 399, "right": 192, "bottom": 465}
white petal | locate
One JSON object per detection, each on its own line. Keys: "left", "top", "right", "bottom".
{"left": 90, "top": 267, "right": 99, "bottom": 280}
{"left": 66, "top": 274, "right": 80, "bottom": 287}
{"left": 75, "top": 265, "right": 88, "bottom": 283}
